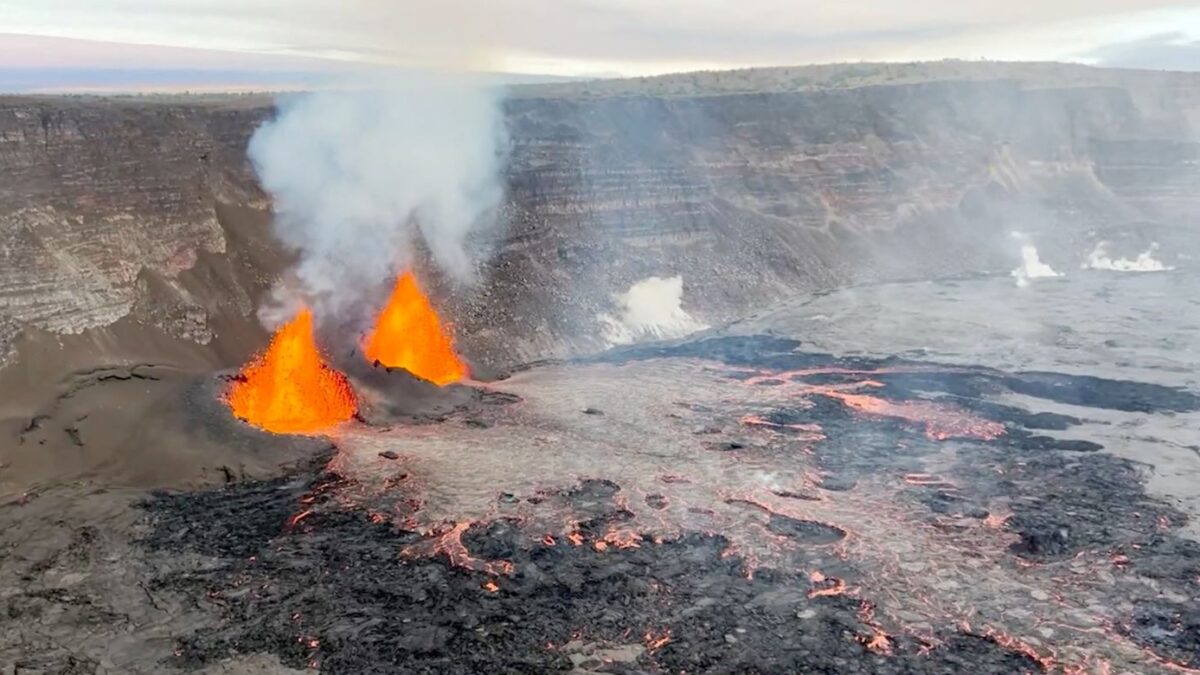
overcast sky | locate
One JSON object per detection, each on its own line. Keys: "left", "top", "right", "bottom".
{"left": 2, "top": 1, "right": 1199, "bottom": 90}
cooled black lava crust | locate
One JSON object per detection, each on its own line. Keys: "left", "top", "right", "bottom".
{"left": 141, "top": 336, "right": 1200, "bottom": 673}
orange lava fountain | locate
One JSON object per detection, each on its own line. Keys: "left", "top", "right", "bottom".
{"left": 227, "top": 309, "right": 357, "bottom": 434}
{"left": 363, "top": 271, "right": 467, "bottom": 385}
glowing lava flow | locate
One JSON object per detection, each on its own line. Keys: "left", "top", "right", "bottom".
{"left": 828, "top": 392, "right": 1005, "bottom": 441}
{"left": 363, "top": 271, "right": 467, "bottom": 385}
{"left": 744, "top": 368, "right": 1005, "bottom": 441}
{"left": 227, "top": 309, "right": 357, "bottom": 434}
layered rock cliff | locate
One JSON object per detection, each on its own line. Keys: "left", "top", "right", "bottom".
{"left": 2, "top": 63, "right": 1198, "bottom": 377}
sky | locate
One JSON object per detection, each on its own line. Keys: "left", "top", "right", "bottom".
{"left": 2, "top": 1, "right": 1200, "bottom": 91}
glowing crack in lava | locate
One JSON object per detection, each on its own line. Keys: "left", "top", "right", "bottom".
{"left": 826, "top": 391, "right": 1006, "bottom": 441}
{"left": 227, "top": 309, "right": 357, "bottom": 434}
{"left": 363, "top": 271, "right": 467, "bottom": 385}
{"left": 744, "top": 370, "right": 1006, "bottom": 441}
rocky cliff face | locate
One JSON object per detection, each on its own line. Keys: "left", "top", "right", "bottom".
{"left": 2, "top": 65, "right": 1199, "bottom": 376}
{"left": 470, "top": 73, "right": 1200, "bottom": 362}
{"left": 0, "top": 98, "right": 265, "bottom": 335}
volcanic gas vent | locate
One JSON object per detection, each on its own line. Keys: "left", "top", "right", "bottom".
{"left": 363, "top": 271, "right": 468, "bottom": 385}
{"left": 227, "top": 309, "right": 357, "bottom": 434}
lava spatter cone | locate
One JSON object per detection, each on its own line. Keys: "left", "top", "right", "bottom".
{"left": 227, "top": 308, "right": 358, "bottom": 434}
{"left": 363, "top": 270, "right": 468, "bottom": 385}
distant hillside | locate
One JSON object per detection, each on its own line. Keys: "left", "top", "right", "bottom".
{"left": 516, "top": 60, "right": 1200, "bottom": 98}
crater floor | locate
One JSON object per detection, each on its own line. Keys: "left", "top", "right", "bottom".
{"left": 4, "top": 270, "right": 1200, "bottom": 674}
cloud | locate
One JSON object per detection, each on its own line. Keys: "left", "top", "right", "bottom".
{"left": 1085, "top": 32, "right": 1200, "bottom": 71}
{"left": 0, "top": 33, "right": 360, "bottom": 92}
{"left": 1, "top": 0, "right": 1197, "bottom": 76}
{"left": 0, "top": 33, "right": 572, "bottom": 92}
{"left": 0, "top": 33, "right": 339, "bottom": 70}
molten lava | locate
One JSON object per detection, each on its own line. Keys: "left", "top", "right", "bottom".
{"left": 363, "top": 271, "right": 467, "bottom": 385}
{"left": 227, "top": 309, "right": 357, "bottom": 434}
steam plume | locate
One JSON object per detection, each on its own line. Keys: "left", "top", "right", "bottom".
{"left": 1083, "top": 241, "right": 1174, "bottom": 272}
{"left": 1009, "top": 232, "right": 1061, "bottom": 288}
{"left": 248, "top": 74, "right": 507, "bottom": 324}
{"left": 599, "top": 275, "right": 707, "bottom": 345}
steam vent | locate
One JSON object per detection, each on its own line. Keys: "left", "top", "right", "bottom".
{"left": 3, "top": 60, "right": 1200, "bottom": 675}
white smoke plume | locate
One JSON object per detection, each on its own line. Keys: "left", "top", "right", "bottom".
{"left": 1083, "top": 241, "right": 1174, "bottom": 272}
{"left": 248, "top": 74, "right": 507, "bottom": 325}
{"left": 1009, "top": 232, "right": 1061, "bottom": 288}
{"left": 599, "top": 275, "right": 707, "bottom": 345}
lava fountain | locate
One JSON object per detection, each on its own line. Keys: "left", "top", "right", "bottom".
{"left": 227, "top": 308, "right": 357, "bottom": 434}
{"left": 363, "top": 271, "right": 467, "bottom": 385}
